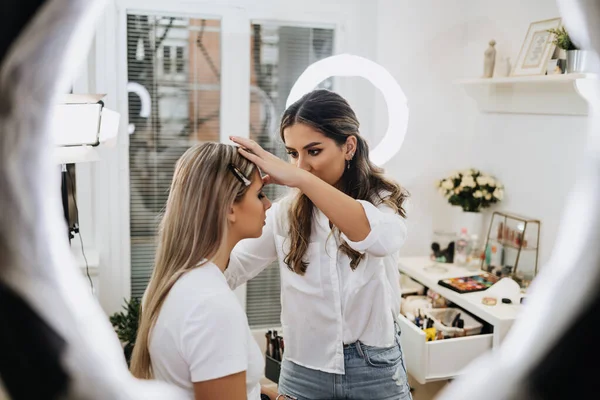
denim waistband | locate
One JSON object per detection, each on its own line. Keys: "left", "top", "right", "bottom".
{"left": 342, "top": 321, "right": 401, "bottom": 348}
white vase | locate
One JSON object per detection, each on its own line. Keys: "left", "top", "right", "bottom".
{"left": 566, "top": 50, "right": 591, "bottom": 73}
{"left": 458, "top": 210, "right": 484, "bottom": 240}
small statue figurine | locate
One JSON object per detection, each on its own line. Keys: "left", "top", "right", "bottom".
{"left": 483, "top": 39, "right": 497, "bottom": 78}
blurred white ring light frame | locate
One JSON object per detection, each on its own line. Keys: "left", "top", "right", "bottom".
{"left": 127, "top": 81, "right": 151, "bottom": 135}
{"left": 286, "top": 54, "right": 408, "bottom": 166}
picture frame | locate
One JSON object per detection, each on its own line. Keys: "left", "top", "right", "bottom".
{"left": 511, "top": 18, "right": 562, "bottom": 76}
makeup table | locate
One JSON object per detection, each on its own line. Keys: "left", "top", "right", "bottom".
{"left": 397, "top": 256, "right": 522, "bottom": 384}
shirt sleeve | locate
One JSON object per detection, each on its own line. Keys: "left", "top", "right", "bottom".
{"left": 225, "top": 203, "right": 279, "bottom": 290}
{"left": 182, "top": 292, "right": 250, "bottom": 382}
{"left": 340, "top": 200, "right": 407, "bottom": 257}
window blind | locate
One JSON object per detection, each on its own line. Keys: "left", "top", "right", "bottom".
{"left": 127, "top": 14, "right": 222, "bottom": 298}
{"left": 246, "top": 23, "right": 334, "bottom": 328}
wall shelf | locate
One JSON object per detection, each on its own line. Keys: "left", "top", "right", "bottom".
{"left": 454, "top": 73, "right": 600, "bottom": 116}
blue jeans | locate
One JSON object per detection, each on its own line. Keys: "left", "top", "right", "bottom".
{"left": 278, "top": 331, "right": 412, "bottom": 400}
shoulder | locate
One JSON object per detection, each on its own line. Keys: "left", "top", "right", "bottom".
{"left": 166, "top": 264, "right": 241, "bottom": 318}
{"left": 357, "top": 190, "right": 394, "bottom": 209}
{"left": 371, "top": 188, "right": 407, "bottom": 214}
{"left": 173, "top": 263, "right": 230, "bottom": 296}
{"left": 190, "top": 290, "right": 245, "bottom": 323}
{"left": 176, "top": 282, "right": 246, "bottom": 340}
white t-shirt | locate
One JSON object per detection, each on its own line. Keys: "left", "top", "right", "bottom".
{"left": 149, "top": 262, "right": 263, "bottom": 400}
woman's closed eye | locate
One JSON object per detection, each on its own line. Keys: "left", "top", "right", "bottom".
{"left": 258, "top": 191, "right": 266, "bottom": 199}
{"left": 286, "top": 148, "right": 321, "bottom": 159}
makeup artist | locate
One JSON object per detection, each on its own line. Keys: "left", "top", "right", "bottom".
{"left": 227, "top": 89, "right": 412, "bottom": 400}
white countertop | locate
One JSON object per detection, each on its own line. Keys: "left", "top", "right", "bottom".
{"left": 398, "top": 257, "right": 522, "bottom": 326}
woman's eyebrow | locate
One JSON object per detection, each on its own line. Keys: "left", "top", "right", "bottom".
{"left": 285, "top": 141, "right": 322, "bottom": 151}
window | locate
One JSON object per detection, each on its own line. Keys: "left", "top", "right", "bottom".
{"left": 127, "top": 14, "right": 221, "bottom": 298}
{"left": 246, "top": 23, "right": 334, "bottom": 328}
{"left": 175, "top": 46, "right": 185, "bottom": 73}
{"left": 162, "top": 46, "right": 170, "bottom": 74}
{"left": 125, "top": 14, "right": 335, "bottom": 328}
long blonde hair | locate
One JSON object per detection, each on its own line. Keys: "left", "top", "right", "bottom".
{"left": 130, "top": 142, "right": 257, "bottom": 379}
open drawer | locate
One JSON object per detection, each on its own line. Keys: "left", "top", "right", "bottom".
{"left": 397, "top": 313, "right": 493, "bottom": 384}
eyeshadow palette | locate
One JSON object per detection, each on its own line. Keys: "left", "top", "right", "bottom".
{"left": 438, "top": 273, "right": 499, "bottom": 294}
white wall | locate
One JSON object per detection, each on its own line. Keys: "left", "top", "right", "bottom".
{"left": 376, "top": 0, "right": 590, "bottom": 267}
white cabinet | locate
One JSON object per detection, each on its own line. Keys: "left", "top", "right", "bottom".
{"left": 398, "top": 257, "right": 522, "bottom": 384}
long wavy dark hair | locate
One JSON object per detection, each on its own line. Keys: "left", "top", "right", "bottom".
{"left": 281, "top": 89, "right": 408, "bottom": 274}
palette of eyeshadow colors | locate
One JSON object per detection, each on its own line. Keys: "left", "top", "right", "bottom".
{"left": 438, "top": 272, "right": 500, "bottom": 294}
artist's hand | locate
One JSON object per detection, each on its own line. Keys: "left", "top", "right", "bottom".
{"left": 260, "top": 385, "right": 280, "bottom": 399}
{"left": 230, "top": 136, "right": 307, "bottom": 188}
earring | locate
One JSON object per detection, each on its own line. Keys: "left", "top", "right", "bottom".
{"left": 346, "top": 151, "right": 355, "bottom": 170}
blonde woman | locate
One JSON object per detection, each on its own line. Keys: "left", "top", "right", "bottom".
{"left": 130, "top": 143, "right": 281, "bottom": 400}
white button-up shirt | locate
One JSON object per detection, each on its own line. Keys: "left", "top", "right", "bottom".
{"left": 225, "top": 195, "right": 407, "bottom": 374}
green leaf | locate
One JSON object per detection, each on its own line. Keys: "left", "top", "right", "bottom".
{"left": 109, "top": 296, "right": 141, "bottom": 366}
{"left": 547, "top": 26, "right": 578, "bottom": 50}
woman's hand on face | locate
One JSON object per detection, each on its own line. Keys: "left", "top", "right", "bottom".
{"left": 230, "top": 136, "right": 306, "bottom": 188}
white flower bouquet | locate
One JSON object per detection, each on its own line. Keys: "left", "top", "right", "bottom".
{"left": 436, "top": 169, "right": 504, "bottom": 212}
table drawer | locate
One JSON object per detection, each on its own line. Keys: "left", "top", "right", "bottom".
{"left": 398, "top": 312, "right": 493, "bottom": 384}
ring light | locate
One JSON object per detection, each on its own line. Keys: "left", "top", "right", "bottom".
{"left": 287, "top": 54, "right": 408, "bottom": 165}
